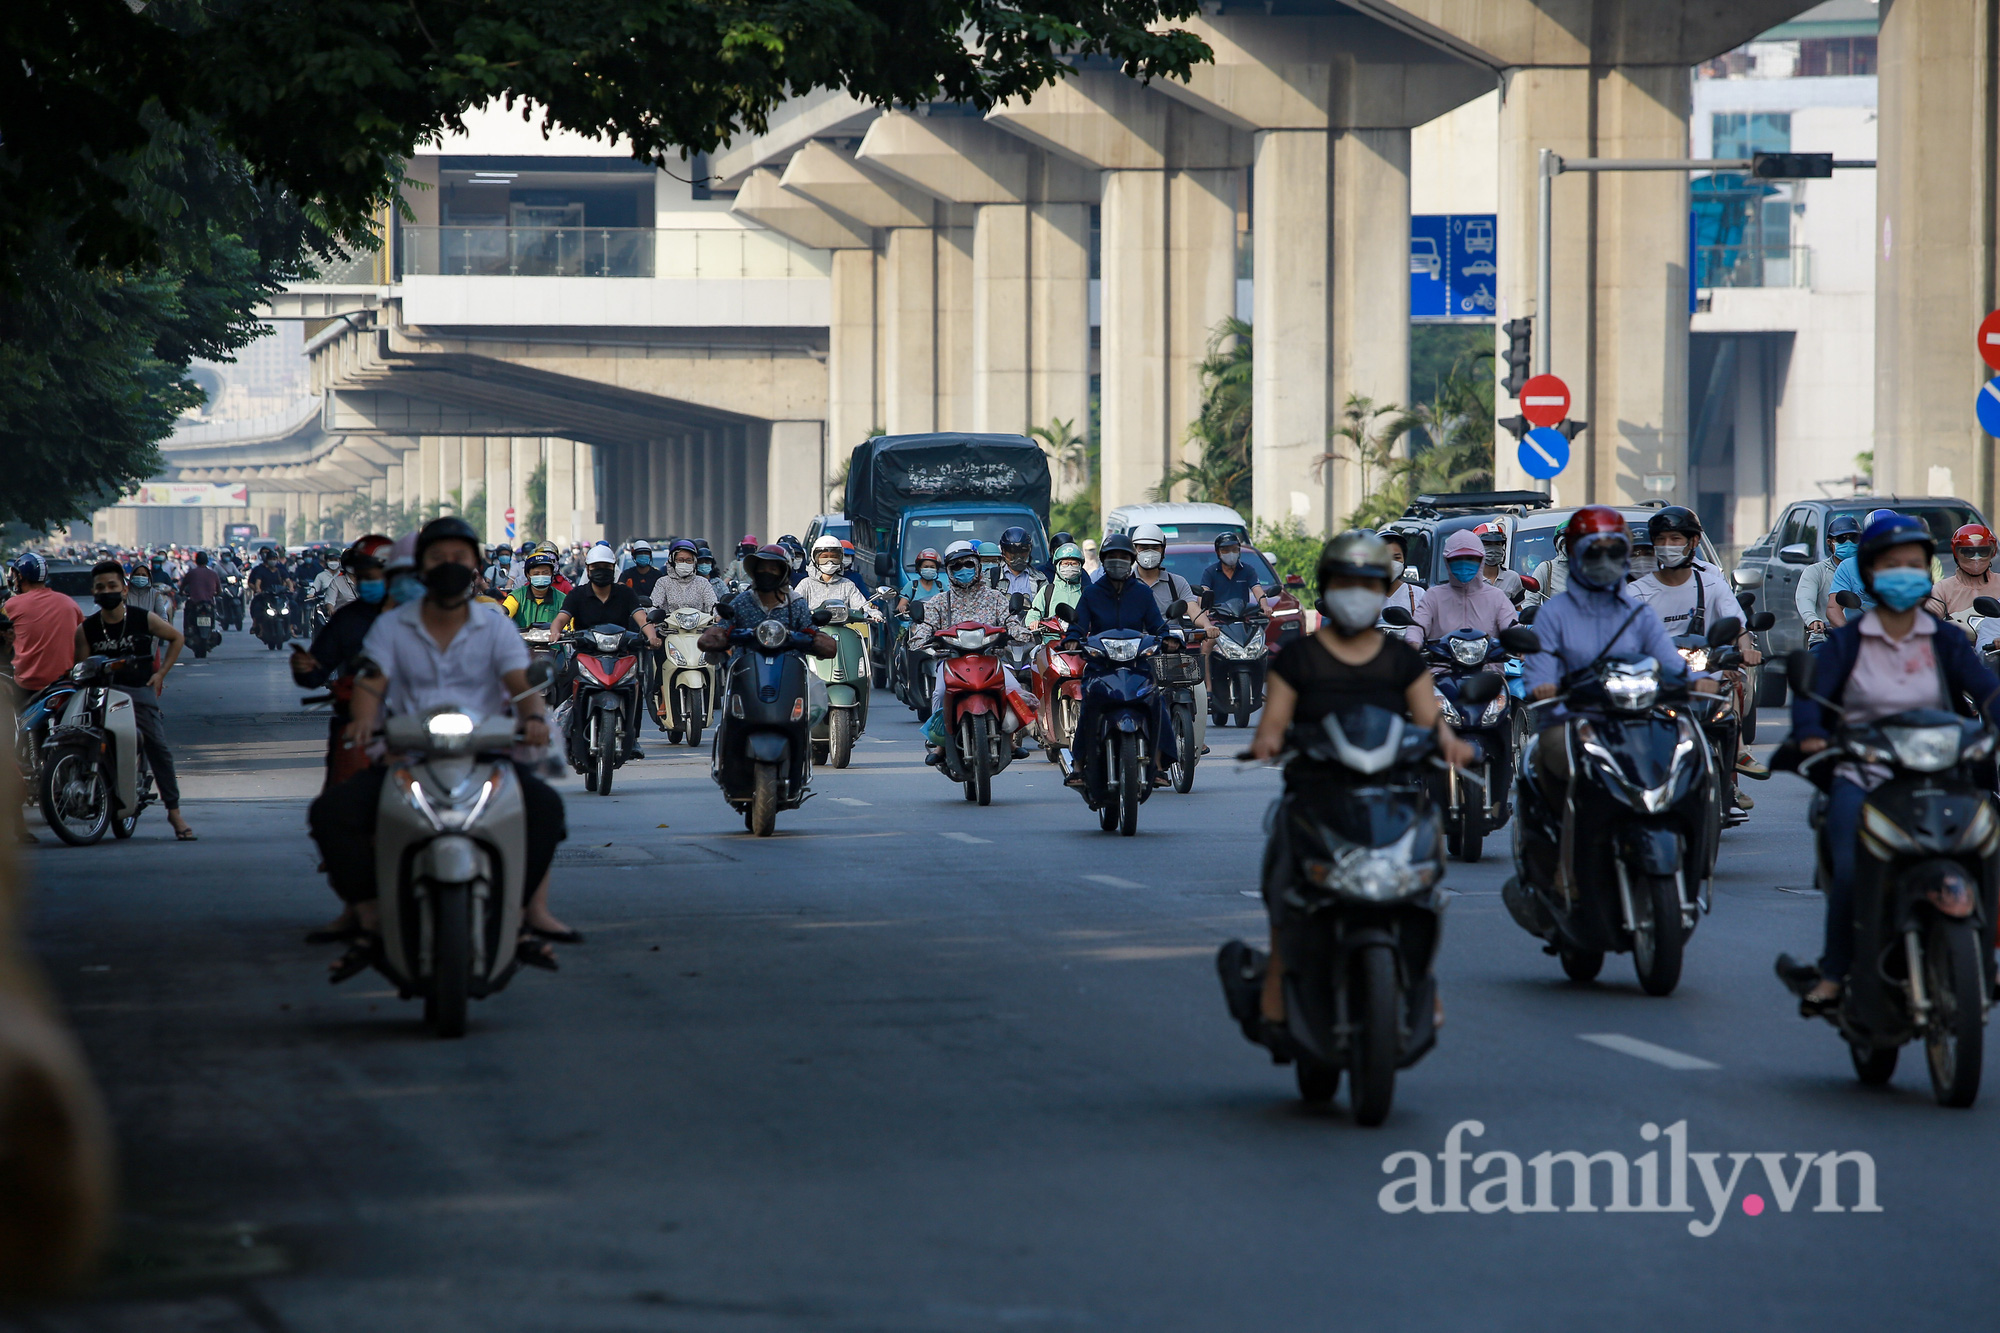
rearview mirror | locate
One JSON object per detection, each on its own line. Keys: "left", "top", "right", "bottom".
{"left": 524, "top": 660, "right": 552, "bottom": 688}
{"left": 1166, "top": 599, "right": 1187, "bottom": 620}
{"left": 906, "top": 601, "right": 925, "bottom": 623}
{"left": 1706, "top": 616, "right": 1743, "bottom": 648}
{"left": 1008, "top": 592, "right": 1029, "bottom": 615}
{"left": 810, "top": 606, "right": 835, "bottom": 625}
{"left": 1975, "top": 596, "right": 2000, "bottom": 618}
{"left": 1380, "top": 606, "right": 1413, "bottom": 628}
{"left": 1749, "top": 611, "right": 1775, "bottom": 632}
{"left": 1834, "top": 590, "right": 1863, "bottom": 610}
{"left": 1737, "top": 591, "right": 1755, "bottom": 613}
{"left": 714, "top": 602, "right": 735, "bottom": 621}
{"left": 1457, "top": 672, "right": 1505, "bottom": 708}
{"left": 1519, "top": 604, "right": 1539, "bottom": 625}
{"left": 646, "top": 607, "right": 666, "bottom": 624}
{"left": 1499, "top": 626, "right": 1542, "bottom": 655}
{"left": 1518, "top": 574, "right": 1541, "bottom": 593}
{"left": 1778, "top": 543, "right": 1813, "bottom": 565}
{"left": 1786, "top": 648, "right": 1817, "bottom": 695}
{"left": 1055, "top": 603, "right": 1076, "bottom": 621}
{"left": 1200, "top": 587, "right": 1215, "bottom": 610}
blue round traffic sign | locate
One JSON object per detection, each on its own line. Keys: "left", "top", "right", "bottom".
{"left": 1518, "top": 426, "right": 1570, "bottom": 480}
{"left": 1977, "top": 376, "right": 2000, "bottom": 438}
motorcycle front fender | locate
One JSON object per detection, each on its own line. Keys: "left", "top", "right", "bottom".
{"left": 827, "top": 684, "right": 858, "bottom": 708}
{"left": 956, "top": 693, "right": 998, "bottom": 716}
{"left": 590, "top": 689, "right": 625, "bottom": 712}
{"left": 1617, "top": 824, "right": 1681, "bottom": 875}
{"left": 420, "top": 833, "right": 481, "bottom": 884}
{"left": 746, "top": 731, "right": 790, "bottom": 764}
{"left": 1114, "top": 712, "right": 1142, "bottom": 733}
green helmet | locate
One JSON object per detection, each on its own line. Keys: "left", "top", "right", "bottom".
{"left": 1053, "top": 542, "right": 1082, "bottom": 564}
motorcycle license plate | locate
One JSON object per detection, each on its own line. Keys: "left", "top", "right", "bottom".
{"left": 196, "top": 617, "right": 212, "bottom": 627}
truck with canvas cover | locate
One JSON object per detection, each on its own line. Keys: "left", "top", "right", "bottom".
{"left": 845, "top": 433, "right": 1053, "bottom": 583}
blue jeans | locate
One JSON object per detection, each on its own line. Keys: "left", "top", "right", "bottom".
{"left": 1820, "top": 778, "right": 1869, "bottom": 982}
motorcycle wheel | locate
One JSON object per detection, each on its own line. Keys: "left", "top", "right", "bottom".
{"left": 1348, "top": 944, "right": 1400, "bottom": 1127}
{"left": 750, "top": 761, "right": 779, "bottom": 837}
{"left": 829, "top": 708, "right": 855, "bottom": 769}
{"left": 1630, "top": 872, "right": 1685, "bottom": 997}
{"left": 966, "top": 713, "right": 992, "bottom": 807}
{"left": 112, "top": 809, "right": 137, "bottom": 839}
{"left": 1210, "top": 680, "right": 1228, "bottom": 728}
{"left": 428, "top": 882, "right": 470, "bottom": 1038}
{"left": 1169, "top": 704, "right": 1195, "bottom": 794}
{"left": 685, "top": 690, "right": 704, "bottom": 748}
{"left": 1923, "top": 916, "right": 1984, "bottom": 1107}
{"left": 1850, "top": 1041, "right": 1898, "bottom": 1087}
{"left": 1449, "top": 809, "right": 1483, "bottom": 863}
{"left": 1296, "top": 1059, "right": 1339, "bottom": 1105}
{"left": 193, "top": 646, "right": 206, "bottom": 660}
{"left": 39, "top": 750, "right": 110, "bottom": 846}
{"left": 1559, "top": 946, "right": 1604, "bottom": 983}
{"left": 1118, "top": 735, "right": 1141, "bottom": 836}
{"left": 595, "top": 739, "right": 616, "bottom": 797}
{"left": 1234, "top": 698, "right": 1253, "bottom": 729}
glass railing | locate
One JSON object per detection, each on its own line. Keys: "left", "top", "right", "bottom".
{"left": 1695, "top": 244, "right": 1812, "bottom": 290}
{"left": 304, "top": 247, "right": 385, "bottom": 284}
{"left": 397, "top": 227, "right": 831, "bottom": 280}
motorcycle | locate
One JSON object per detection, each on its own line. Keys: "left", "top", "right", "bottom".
{"left": 895, "top": 605, "right": 941, "bottom": 721}
{"left": 1029, "top": 610, "right": 1085, "bottom": 763}
{"left": 711, "top": 607, "right": 831, "bottom": 836}
{"left": 809, "top": 596, "right": 885, "bottom": 769}
{"left": 1063, "top": 617, "right": 1185, "bottom": 836}
{"left": 652, "top": 605, "right": 720, "bottom": 748}
{"left": 1206, "top": 593, "right": 1269, "bottom": 728}
{"left": 1778, "top": 650, "right": 1997, "bottom": 1106}
{"left": 14, "top": 677, "right": 79, "bottom": 820}
{"left": 37, "top": 656, "right": 154, "bottom": 846}
{"left": 184, "top": 598, "right": 222, "bottom": 659}
{"left": 519, "top": 624, "right": 562, "bottom": 709}
{"left": 218, "top": 575, "right": 245, "bottom": 630}
{"left": 1670, "top": 609, "right": 1774, "bottom": 837}
{"left": 1504, "top": 618, "right": 1742, "bottom": 996}
{"left": 371, "top": 664, "right": 553, "bottom": 1038}
{"left": 251, "top": 591, "right": 294, "bottom": 650}
{"left": 925, "top": 615, "right": 1026, "bottom": 806}
{"left": 1418, "top": 621, "right": 1540, "bottom": 862}
{"left": 305, "top": 589, "right": 330, "bottom": 637}
{"left": 1228, "top": 678, "right": 1499, "bottom": 1123}
{"left": 557, "top": 625, "right": 646, "bottom": 795}
{"left": 1157, "top": 614, "right": 1208, "bottom": 795}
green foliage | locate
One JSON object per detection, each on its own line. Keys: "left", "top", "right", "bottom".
{"left": 457, "top": 486, "right": 486, "bottom": 540}
{"left": 1328, "top": 357, "right": 1497, "bottom": 531}
{"left": 1156, "top": 317, "right": 1252, "bottom": 512}
{"left": 1326, "top": 395, "right": 1404, "bottom": 530}
{"left": 1031, "top": 415, "right": 1097, "bottom": 541}
{"left": 1251, "top": 518, "right": 1322, "bottom": 585}
{"left": 1409, "top": 324, "right": 1491, "bottom": 407}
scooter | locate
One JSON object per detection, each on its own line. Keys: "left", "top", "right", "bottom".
{"left": 1504, "top": 619, "right": 1740, "bottom": 996}
{"left": 37, "top": 656, "right": 154, "bottom": 846}
{"left": 1157, "top": 610, "right": 1208, "bottom": 795}
{"left": 1221, "top": 676, "right": 1500, "bottom": 1123}
{"left": 1029, "top": 609, "right": 1085, "bottom": 763}
{"left": 809, "top": 599, "right": 880, "bottom": 769}
{"left": 252, "top": 591, "right": 294, "bottom": 650}
{"left": 711, "top": 607, "right": 831, "bottom": 835}
{"left": 895, "top": 600, "right": 940, "bottom": 720}
{"left": 218, "top": 575, "right": 245, "bottom": 630}
{"left": 1419, "top": 621, "right": 1540, "bottom": 861}
{"left": 1776, "top": 650, "right": 1998, "bottom": 1106}
{"left": 1063, "top": 618, "right": 1185, "bottom": 836}
{"left": 184, "top": 598, "right": 222, "bottom": 659}
{"left": 1207, "top": 594, "right": 1268, "bottom": 728}
{"left": 13, "top": 676, "right": 79, "bottom": 813}
{"left": 925, "top": 616, "right": 1026, "bottom": 806}
{"left": 557, "top": 625, "right": 645, "bottom": 795}
{"left": 371, "top": 663, "right": 553, "bottom": 1038}
{"left": 652, "top": 605, "right": 720, "bottom": 748}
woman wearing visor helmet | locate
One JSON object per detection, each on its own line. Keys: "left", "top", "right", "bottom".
{"left": 1924, "top": 523, "right": 2000, "bottom": 621}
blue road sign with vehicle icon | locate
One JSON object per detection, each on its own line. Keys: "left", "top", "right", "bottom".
{"left": 1518, "top": 426, "right": 1570, "bottom": 480}
{"left": 1978, "top": 376, "right": 2000, "bottom": 438}
{"left": 1411, "top": 214, "right": 1498, "bottom": 323}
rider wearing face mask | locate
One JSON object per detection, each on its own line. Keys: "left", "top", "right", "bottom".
{"left": 1405, "top": 530, "right": 1517, "bottom": 648}
{"left": 910, "top": 541, "right": 1033, "bottom": 762}
{"left": 1472, "top": 521, "right": 1526, "bottom": 603}
{"left": 899, "top": 548, "right": 946, "bottom": 617}
{"left": 1924, "top": 523, "right": 1999, "bottom": 621}
{"left": 1032, "top": 543, "right": 1086, "bottom": 621}
{"left": 1200, "top": 531, "right": 1274, "bottom": 614}
{"left": 650, "top": 538, "right": 718, "bottom": 616}
{"left": 1827, "top": 508, "right": 1903, "bottom": 627}
{"left": 1799, "top": 513, "right": 1861, "bottom": 640}
{"left": 548, "top": 542, "right": 664, "bottom": 760}
{"left": 997, "top": 526, "right": 1044, "bottom": 599}
{"left": 619, "top": 540, "right": 667, "bottom": 599}
{"left": 1375, "top": 530, "right": 1425, "bottom": 620}
{"left": 1060, "top": 532, "right": 1185, "bottom": 790}
{"left": 798, "top": 535, "right": 882, "bottom": 624}
{"left": 294, "top": 538, "right": 397, "bottom": 797}
{"left": 502, "top": 551, "right": 566, "bottom": 630}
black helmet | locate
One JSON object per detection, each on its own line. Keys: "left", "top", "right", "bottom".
{"left": 999, "top": 525, "right": 1030, "bottom": 550}
{"left": 1099, "top": 532, "right": 1138, "bottom": 560}
{"left": 1316, "top": 530, "right": 1394, "bottom": 590}
{"left": 1827, "top": 513, "right": 1863, "bottom": 541}
{"left": 1214, "top": 529, "right": 1245, "bottom": 552}
{"left": 1051, "top": 530, "right": 1073, "bottom": 547}
{"left": 1647, "top": 505, "right": 1702, "bottom": 545}
{"left": 1858, "top": 512, "right": 1935, "bottom": 570}
{"left": 416, "top": 515, "right": 483, "bottom": 565}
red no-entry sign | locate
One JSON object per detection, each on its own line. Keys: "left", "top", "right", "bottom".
{"left": 1978, "top": 311, "right": 2000, "bottom": 371}
{"left": 1518, "top": 374, "right": 1571, "bottom": 428}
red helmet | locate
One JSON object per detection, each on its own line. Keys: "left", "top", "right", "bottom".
{"left": 916, "top": 547, "right": 942, "bottom": 565}
{"left": 1563, "top": 505, "right": 1630, "bottom": 552}
{"left": 1952, "top": 523, "right": 1994, "bottom": 554}
{"left": 839, "top": 538, "right": 856, "bottom": 552}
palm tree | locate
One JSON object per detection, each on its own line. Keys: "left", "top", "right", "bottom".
{"left": 1155, "top": 317, "right": 1252, "bottom": 510}
{"left": 1028, "top": 418, "right": 1090, "bottom": 503}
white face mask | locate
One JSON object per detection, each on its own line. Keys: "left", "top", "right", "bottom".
{"left": 1320, "top": 587, "right": 1387, "bottom": 635}
{"left": 1655, "top": 542, "right": 1691, "bottom": 570}
{"left": 1135, "top": 548, "right": 1163, "bottom": 571}
{"left": 1057, "top": 562, "right": 1082, "bottom": 583}
{"left": 673, "top": 560, "right": 695, "bottom": 576}
{"left": 1387, "top": 559, "right": 1404, "bottom": 582}
{"left": 817, "top": 557, "right": 841, "bottom": 575}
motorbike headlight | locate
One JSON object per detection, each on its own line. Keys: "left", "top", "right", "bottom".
{"left": 523, "top": 628, "right": 552, "bottom": 644}
{"left": 1859, "top": 803, "right": 1921, "bottom": 860}
{"left": 1450, "top": 637, "right": 1488, "bottom": 667}
{"left": 1480, "top": 693, "right": 1509, "bottom": 725}
{"left": 1602, "top": 669, "right": 1659, "bottom": 711}
{"left": 1102, "top": 638, "right": 1140, "bottom": 663}
{"left": 1884, "top": 724, "right": 1962, "bottom": 773}
{"left": 426, "top": 711, "right": 475, "bottom": 739}
{"left": 756, "top": 619, "right": 790, "bottom": 650}
{"left": 1955, "top": 799, "right": 2000, "bottom": 857}
{"left": 666, "top": 644, "right": 687, "bottom": 666}
{"left": 674, "top": 609, "right": 703, "bottom": 629}
{"left": 1432, "top": 689, "right": 1461, "bottom": 725}
{"left": 1301, "top": 829, "right": 1441, "bottom": 903}
{"left": 952, "top": 629, "right": 991, "bottom": 650}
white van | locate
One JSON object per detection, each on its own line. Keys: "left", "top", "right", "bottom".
{"left": 1103, "top": 502, "right": 1250, "bottom": 545}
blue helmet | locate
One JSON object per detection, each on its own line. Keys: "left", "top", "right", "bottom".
{"left": 1827, "top": 513, "right": 1863, "bottom": 541}
{"left": 1858, "top": 512, "right": 1934, "bottom": 570}
{"left": 1864, "top": 508, "right": 1899, "bottom": 528}
{"left": 10, "top": 551, "right": 46, "bottom": 583}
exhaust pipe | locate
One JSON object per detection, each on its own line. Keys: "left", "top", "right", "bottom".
{"left": 1056, "top": 748, "right": 1074, "bottom": 779}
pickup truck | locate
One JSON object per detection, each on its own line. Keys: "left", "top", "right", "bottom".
{"left": 1732, "top": 494, "right": 1986, "bottom": 704}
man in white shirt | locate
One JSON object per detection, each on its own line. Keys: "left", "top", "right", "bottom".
{"left": 308, "top": 516, "right": 574, "bottom": 982}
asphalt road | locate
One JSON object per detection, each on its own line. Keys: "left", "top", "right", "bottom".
{"left": 10, "top": 630, "right": 1999, "bottom": 1331}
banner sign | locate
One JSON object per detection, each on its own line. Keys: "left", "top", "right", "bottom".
{"left": 118, "top": 483, "right": 253, "bottom": 508}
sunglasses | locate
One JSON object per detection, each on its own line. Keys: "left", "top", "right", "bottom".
{"left": 1960, "top": 548, "right": 1996, "bottom": 561}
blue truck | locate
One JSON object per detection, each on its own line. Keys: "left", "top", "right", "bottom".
{"left": 844, "top": 433, "right": 1053, "bottom": 587}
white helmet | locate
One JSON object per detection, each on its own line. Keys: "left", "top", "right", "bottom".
{"left": 943, "top": 540, "right": 977, "bottom": 561}
{"left": 586, "top": 542, "right": 617, "bottom": 565}
{"left": 811, "top": 534, "right": 843, "bottom": 556}
{"left": 1130, "top": 523, "right": 1167, "bottom": 548}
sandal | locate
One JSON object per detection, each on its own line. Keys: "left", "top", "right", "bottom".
{"left": 328, "top": 931, "right": 381, "bottom": 985}
{"left": 516, "top": 938, "right": 559, "bottom": 972}
{"left": 173, "top": 826, "right": 198, "bottom": 841}
{"left": 527, "top": 926, "right": 585, "bottom": 945}
{"left": 304, "top": 921, "right": 361, "bottom": 945}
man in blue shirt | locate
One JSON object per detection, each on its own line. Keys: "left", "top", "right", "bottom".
{"left": 1199, "top": 531, "right": 1271, "bottom": 612}
{"left": 1062, "top": 533, "right": 1182, "bottom": 789}
{"left": 1826, "top": 508, "right": 1901, "bottom": 625}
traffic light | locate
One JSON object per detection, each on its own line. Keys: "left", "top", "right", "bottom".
{"left": 1501, "top": 318, "right": 1533, "bottom": 398}
{"left": 1751, "top": 152, "right": 1833, "bottom": 179}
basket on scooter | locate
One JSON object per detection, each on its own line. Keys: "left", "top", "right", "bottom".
{"left": 1153, "top": 650, "right": 1205, "bottom": 688}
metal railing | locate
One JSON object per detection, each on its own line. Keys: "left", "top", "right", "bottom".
{"left": 397, "top": 226, "right": 832, "bottom": 280}
{"left": 1695, "top": 244, "right": 1812, "bottom": 290}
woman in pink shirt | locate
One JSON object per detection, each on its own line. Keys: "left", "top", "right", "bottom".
{"left": 1404, "top": 530, "right": 1517, "bottom": 648}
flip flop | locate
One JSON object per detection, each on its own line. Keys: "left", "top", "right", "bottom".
{"left": 328, "top": 932, "right": 381, "bottom": 985}
{"left": 516, "top": 939, "right": 560, "bottom": 972}
{"left": 174, "top": 827, "right": 198, "bottom": 841}
{"left": 528, "top": 926, "right": 585, "bottom": 945}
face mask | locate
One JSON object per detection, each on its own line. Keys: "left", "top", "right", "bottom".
{"left": 949, "top": 565, "right": 978, "bottom": 587}
{"left": 1320, "top": 587, "right": 1386, "bottom": 635}
{"left": 587, "top": 566, "right": 615, "bottom": 586}
{"left": 1135, "top": 549, "right": 1163, "bottom": 571}
{"left": 1483, "top": 548, "right": 1503, "bottom": 567}
{"left": 1387, "top": 559, "right": 1404, "bottom": 582}
{"left": 1006, "top": 553, "right": 1028, "bottom": 572}
{"left": 1655, "top": 543, "right": 1691, "bottom": 570}
{"left": 1102, "top": 557, "right": 1134, "bottom": 581}
{"left": 751, "top": 569, "right": 786, "bottom": 593}
{"left": 92, "top": 592, "right": 123, "bottom": 610}
{"left": 817, "top": 558, "right": 842, "bottom": 575}
{"left": 1056, "top": 563, "right": 1082, "bottom": 584}
{"left": 635, "top": 554, "right": 652, "bottom": 566}
{"left": 919, "top": 566, "right": 939, "bottom": 582}
{"left": 1870, "top": 566, "right": 1932, "bottom": 612}
{"left": 1220, "top": 550, "right": 1240, "bottom": 568}
{"left": 131, "top": 576, "right": 150, "bottom": 590}
{"left": 529, "top": 574, "right": 553, "bottom": 590}
{"left": 1575, "top": 549, "right": 1629, "bottom": 590}
{"left": 356, "top": 579, "right": 386, "bottom": 605}
{"left": 697, "top": 562, "right": 714, "bottom": 577}
{"left": 1447, "top": 558, "right": 1482, "bottom": 584}
{"left": 423, "top": 562, "right": 477, "bottom": 601}
{"left": 1834, "top": 541, "right": 1859, "bottom": 561}
{"left": 390, "top": 575, "right": 424, "bottom": 605}
{"left": 1629, "top": 553, "right": 1656, "bottom": 578}
{"left": 674, "top": 560, "right": 695, "bottom": 576}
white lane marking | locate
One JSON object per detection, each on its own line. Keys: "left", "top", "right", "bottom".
{"left": 831, "top": 797, "right": 872, "bottom": 806}
{"left": 1085, "top": 874, "right": 1142, "bottom": 889}
{"left": 1239, "top": 890, "right": 1261, "bottom": 898}
{"left": 941, "top": 832, "right": 992, "bottom": 845}
{"left": 1578, "top": 1033, "right": 1720, "bottom": 1071}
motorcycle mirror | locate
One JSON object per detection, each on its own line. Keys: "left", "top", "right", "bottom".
{"left": 811, "top": 606, "right": 836, "bottom": 625}
{"left": 1705, "top": 616, "right": 1743, "bottom": 648}
{"left": 1976, "top": 595, "right": 2000, "bottom": 618}
{"left": 1519, "top": 604, "right": 1539, "bottom": 625}
{"left": 1200, "top": 587, "right": 1215, "bottom": 610}
{"left": 1166, "top": 599, "right": 1187, "bottom": 620}
{"left": 1834, "top": 589, "right": 1863, "bottom": 610}
{"left": 1498, "top": 626, "right": 1542, "bottom": 656}
{"left": 1457, "top": 672, "right": 1504, "bottom": 708}
{"left": 1008, "top": 592, "right": 1029, "bottom": 615}
{"left": 1380, "top": 606, "right": 1414, "bottom": 628}
{"left": 1736, "top": 591, "right": 1756, "bottom": 613}
{"left": 524, "top": 659, "right": 553, "bottom": 688}
{"left": 907, "top": 601, "right": 926, "bottom": 622}
{"left": 1518, "top": 574, "right": 1541, "bottom": 593}
{"left": 646, "top": 607, "right": 666, "bottom": 623}
{"left": 1750, "top": 611, "right": 1776, "bottom": 632}
{"left": 1786, "top": 648, "right": 1817, "bottom": 695}
{"left": 714, "top": 602, "right": 735, "bottom": 621}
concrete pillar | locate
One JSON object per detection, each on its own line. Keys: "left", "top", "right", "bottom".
{"left": 703, "top": 432, "right": 725, "bottom": 546}
{"left": 767, "top": 421, "right": 824, "bottom": 539}
{"left": 1874, "top": 0, "right": 2000, "bottom": 511}
{"left": 575, "top": 442, "right": 601, "bottom": 545}
{"left": 301, "top": 492, "right": 322, "bottom": 543}
{"left": 482, "top": 437, "right": 509, "bottom": 548}
{"left": 546, "top": 438, "right": 576, "bottom": 547}
{"left": 415, "top": 436, "right": 441, "bottom": 516}
{"left": 458, "top": 436, "right": 483, "bottom": 523}
{"left": 510, "top": 438, "right": 536, "bottom": 544}
{"left": 384, "top": 461, "right": 405, "bottom": 521}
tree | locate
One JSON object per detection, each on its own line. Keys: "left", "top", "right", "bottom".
{"left": 1029, "top": 417, "right": 1090, "bottom": 503}
{"left": 1324, "top": 395, "right": 1402, "bottom": 530}
{"left": 8, "top": 0, "right": 1212, "bottom": 274}
{"left": 1156, "top": 317, "right": 1251, "bottom": 512}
